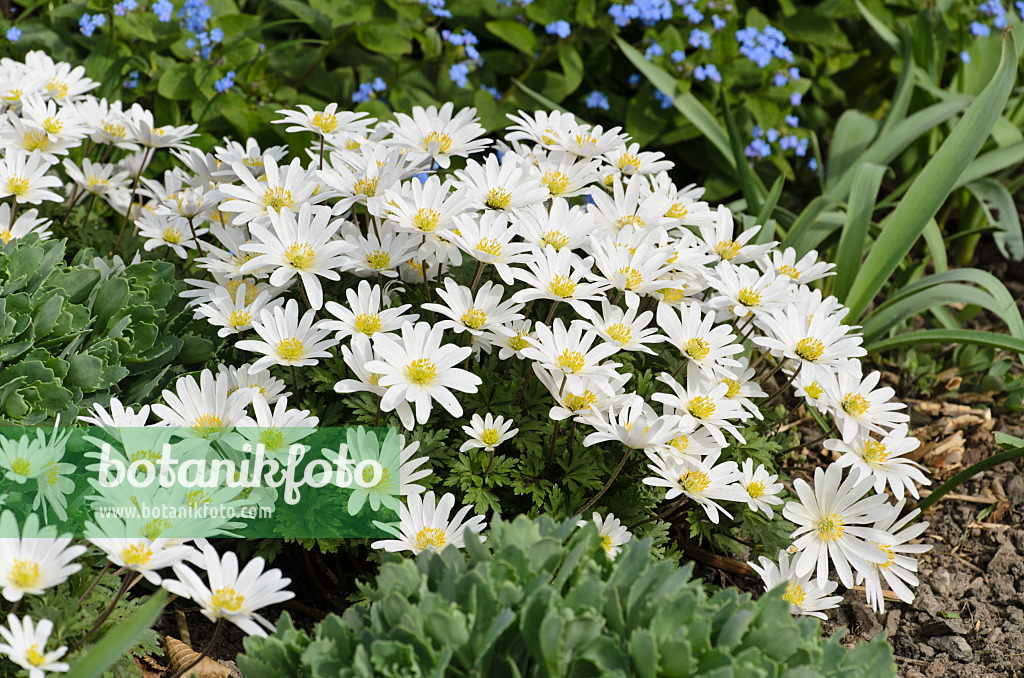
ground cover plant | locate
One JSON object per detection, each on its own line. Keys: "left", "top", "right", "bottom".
{"left": 0, "top": 1, "right": 1022, "bottom": 677}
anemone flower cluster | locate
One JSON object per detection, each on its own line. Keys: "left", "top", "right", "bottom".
{"left": 0, "top": 51, "right": 931, "bottom": 632}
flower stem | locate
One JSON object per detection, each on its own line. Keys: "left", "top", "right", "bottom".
{"left": 76, "top": 562, "right": 111, "bottom": 606}
{"left": 779, "top": 423, "right": 838, "bottom": 455}
{"left": 762, "top": 362, "right": 802, "bottom": 407}
{"left": 113, "top": 147, "right": 152, "bottom": 256}
{"left": 576, "top": 445, "right": 632, "bottom": 516}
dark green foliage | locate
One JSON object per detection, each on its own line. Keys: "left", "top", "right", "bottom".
{"left": 238, "top": 515, "right": 897, "bottom": 678}
{"left": 0, "top": 234, "right": 219, "bottom": 424}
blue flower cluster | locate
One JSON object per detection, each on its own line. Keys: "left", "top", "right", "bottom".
{"left": 545, "top": 20, "right": 570, "bottom": 39}
{"left": 745, "top": 122, "right": 810, "bottom": 161}
{"left": 735, "top": 25, "right": 794, "bottom": 67}
{"left": 609, "top": 0, "right": 673, "bottom": 28}
{"left": 79, "top": 13, "right": 106, "bottom": 37}
{"left": 585, "top": 90, "right": 610, "bottom": 110}
{"left": 442, "top": 29, "right": 483, "bottom": 89}
{"left": 352, "top": 77, "right": 387, "bottom": 103}
{"left": 480, "top": 85, "right": 502, "bottom": 101}
{"left": 419, "top": 0, "right": 452, "bottom": 19}
{"left": 152, "top": 0, "right": 174, "bottom": 22}
{"left": 5, "top": 26, "right": 19, "bottom": 42}
{"left": 123, "top": 70, "right": 140, "bottom": 89}
{"left": 114, "top": 0, "right": 138, "bottom": 16}
{"left": 693, "top": 63, "right": 721, "bottom": 82}
{"left": 214, "top": 70, "right": 236, "bottom": 93}
{"left": 496, "top": 0, "right": 532, "bottom": 6}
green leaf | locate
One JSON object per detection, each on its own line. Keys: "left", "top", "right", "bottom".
{"left": 845, "top": 31, "right": 1018, "bottom": 321}
{"left": 510, "top": 78, "right": 570, "bottom": 115}
{"left": 854, "top": 0, "right": 899, "bottom": 51}
{"left": 877, "top": 25, "right": 916, "bottom": 140}
{"left": 485, "top": 21, "right": 537, "bottom": 56}
{"left": 722, "top": 94, "right": 762, "bottom": 215}
{"left": 954, "top": 141, "right": 1024, "bottom": 190}
{"left": 66, "top": 590, "right": 167, "bottom": 678}
{"left": 965, "top": 178, "right": 1024, "bottom": 260}
{"left": 614, "top": 36, "right": 734, "bottom": 171}
{"left": 835, "top": 163, "right": 888, "bottom": 302}
{"left": 867, "top": 329, "right": 1024, "bottom": 358}
{"left": 157, "top": 63, "right": 197, "bottom": 101}
{"left": 755, "top": 176, "right": 784, "bottom": 226}
{"left": 355, "top": 23, "right": 412, "bottom": 55}
{"left": 557, "top": 43, "right": 583, "bottom": 95}
{"left": 825, "top": 110, "right": 878, "bottom": 191}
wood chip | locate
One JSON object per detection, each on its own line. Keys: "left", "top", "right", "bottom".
{"left": 848, "top": 585, "right": 902, "bottom": 602}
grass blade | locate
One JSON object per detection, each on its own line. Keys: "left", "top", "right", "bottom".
{"left": 722, "top": 93, "right": 763, "bottom": 214}
{"left": 844, "top": 30, "right": 1017, "bottom": 321}
{"left": 866, "top": 328, "right": 1024, "bottom": 356}
{"left": 835, "top": 163, "right": 888, "bottom": 302}
{"left": 965, "top": 178, "right": 1024, "bottom": 260}
{"left": 67, "top": 590, "right": 168, "bottom": 678}
{"left": 756, "top": 176, "right": 785, "bottom": 226}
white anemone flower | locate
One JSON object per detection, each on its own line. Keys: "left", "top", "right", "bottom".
{"left": 576, "top": 296, "right": 666, "bottom": 354}
{"left": 236, "top": 299, "right": 339, "bottom": 373}
{"left": 511, "top": 244, "right": 612, "bottom": 313}
{"left": 0, "top": 511, "right": 85, "bottom": 602}
{"left": 656, "top": 301, "right": 741, "bottom": 378}
{"left": 151, "top": 368, "right": 255, "bottom": 439}
{"left": 822, "top": 370, "right": 910, "bottom": 442}
{"left": 521, "top": 318, "right": 622, "bottom": 396}
{"left": 753, "top": 303, "right": 866, "bottom": 383}
{"left": 738, "top": 458, "right": 784, "bottom": 518}
{"left": 218, "top": 363, "right": 290, "bottom": 405}
{"left": 324, "top": 279, "right": 419, "bottom": 341}
{"left": 581, "top": 395, "right": 689, "bottom": 451}
{"left": 535, "top": 149, "right": 601, "bottom": 198}
{"left": 577, "top": 512, "right": 632, "bottom": 560}
{"left": 334, "top": 334, "right": 416, "bottom": 430}
{"left": 194, "top": 286, "right": 282, "bottom": 337}
{"left": 235, "top": 395, "right": 319, "bottom": 458}
{"left": 219, "top": 155, "right": 326, "bottom": 225}
{"left": 749, "top": 550, "right": 842, "bottom": 620}
{"left": 423, "top": 278, "right": 524, "bottom": 337}
{"left": 0, "top": 615, "right": 69, "bottom": 678}
{"left": 697, "top": 205, "right": 775, "bottom": 264}
{"left": 706, "top": 261, "right": 790, "bottom": 319}
{"left": 759, "top": 247, "right": 836, "bottom": 284}
{"left": 386, "top": 102, "right": 490, "bottom": 168}
{"left": 782, "top": 463, "right": 894, "bottom": 587}
{"left": 448, "top": 211, "right": 534, "bottom": 284}
{"left": 826, "top": 424, "right": 929, "bottom": 500}
{"left": 85, "top": 520, "right": 199, "bottom": 585}
{"left": 336, "top": 427, "right": 431, "bottom": 514}
{"left": 642, "top": 450, "right": 744, "bottom": 524}
{"left": 370, "top": 491, "right": 487, "bottom": 555}
{"left": 274, "top": 104, "right": 375, "bottom": 139}
{"left": 240, "top": 202, "right": 354, "bottom": 309}
{"left": 0, "top": 149, "right": 62, "bottom": 203}
{"left": 0, "top": 203, "right": 51, "bottom": 244}
{"left": 365, "top": 321, "right": 483, "bottom": 425}
{"left": 454, "top": 152, "right": 548, "bottom": 212}
{"left": 162, "top": 541, "right": 294, "bottom": 637}
{"left": 855, "top": 499, "right": 932, "bottom": 613}
{"left": 652, "top": 367, "right": 748, "bottom": 446}
{"left": 460, "top": 413, "right": 518, "bottom": 452}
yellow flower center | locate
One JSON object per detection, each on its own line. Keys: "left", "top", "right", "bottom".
{"left": 424, "top": 130, "right": 453, "bottom": 153}
{"left": 841, "top": 393, "right": 870, "bottom": 416}
{"left": 746, "top": 480, "right": 765, "bottom": 498}
{"left": 285, "top": 243, "right": 316, "bottom": 270}
{"left": 2, "top": 88, "right": 21, "bottom": 103}
{"left": 363, "top": 466, "right": 390, "bottom": 486}
{"left": 476, "top": 238, "right": 502, "bottom": 257}
{"left": 668, "top": 435, "right": 690, "bottom": 452}
{"left": 685, "top": 337, "right": 710, "bottom": 361}
{"left": 242, "top": 155, "right": 264, "bottom": 168}
{"left": 816, "top": 513, "right": 845, "bottom": 542}
{"left": 354, "top": 313, "right": 382, "bottom": 335}
{"left": 130, "top": 449, "right": 160, "bottom": 463}
{"left": 43, "top": 116, "right": 63, "bottom": 134}
{"left": 783, "top": 581, "right": 806, "bottom": 607}
{"left": 277, "top": 338, "right": 305, "bottom": 361}
{"left": 541, "top": 170, "right": 570, "bottom": 195}
{"left": 414, "top": 526, "right": 447, "bottom": 551}
{"left": 185, "top": 489, "right": 210, "bottom": 507}
{"left": 365, "top": 250, "right": 392, "bottom": 269}
{"left": 714, "top": 239, "right": 742, "bottom": 260}
{"left": 804, "top": 382, "right": 823, "bottom": 399}
{"left": 11, "top": 457, "right": 30, "bottom": 476}
{"left": 723, "top": 378, "right": 742, "bottom": 398}
{"left": 862, "top": 439, "right": 889, "bottom": 465}
{"left": 658, "top": 288, "right": 688, "bottom": 304}
{"left": 224, "top": 279, "right": 260, "bottom": 305}
{"left": 6, "top": 174, "right": 30, "bottom": 197}
{"left": 344, "top": 138, "right": 362, "bottom": 150}
{"left": 618, "top": 266, "right": 643, "bottom": 290}
{"left": 600, "top": 534, "right": 613, "bottom": 552}
{"left": 558, "top": 349, "right": 585, "bottom": 373}
{"left": 877, "top": 543, "right": 896, "bottom": 569}
{"left": 540, "top": 230, "right": 569, "bottom": 250}
{"left": 9, "top": 559, "right": 40, "bottom": 588}
{"left": 26, "top": 645, "right": 46, "bottom": 667}
{"left": 24, "top": 131, "right": 49, "bottom": 153}
{"left": 87, "top": 174, "right": 109, "bottom": 188}
{"left": 406, "top": 358, "right": 437, "bottom": 385}
{"left": 228, "top": 310, "right": 252, "bottom": 328}
{"left": 485, "top": 187, "right": 512, "bottom": 210}
{"left": 614, "top": 214, "right": 645, "bottom": 231}
{"left": 687, "top": 396, "right": 715, "bottom": 420}
{"left": 779, "top": 264, "right": 800, "bottom": 279}
{"left": 144, "top": 518, "right": 173, "bottom": 540}
{"left": 607, "top": 323, "right": 632, "bottom": 343}
{"left": 312, "top": 111, "right": 338, "bottom": 133}
{"left": 353, "top": 177, "right": 379, "bottom": 196}
{"left": 194, "top": 413, "right": 223, "bottom": 437}
{"left": 263, "top": 186, "right": 294, "bottom": 211}
{"left": 103, "top": 121, "right": 128, "bottom": 139}
{"left": 508, "top": 332, "right": 530, "bottom": 351}
{"left": 211, "top": 586, "right": 245, "bottom": 613}
{"left": 412, "top": 207, "right": 440, "bottom": 232}
{"left": 680, "top": 470, "right": 711, "bottom": 494}
{"left": 120, "top": 543, "right": 154, "bottom": 568}
{"left": 47, "top": 79, "right": 69, "bottom": 99}
{"left": 565, "top": 390, "right": 598, "bottom": 411}
{"left": 0, "top": 229, "right": 10, "bottom": 244}
{"left": 368, "top": 373, "right": 382, "bottom": 385}
{"left": 163, "top": 227, "right": 183, "bottom": 244}
{"left": 549, "top": 274, "right": 577, "bottom": 298}
{"left": 737, "top": 287, "right": 761, "bottom": 307}
{"left": 462, "top": 308, "right": 487, "bottom": 329}
{"left": 666, "top": 203, "right": 688, "bottom": 219}
{"left": 480, "top": 427, "right": 501, "bottom": 447}
{"left": 617, "top": 153, "right": 642, "bottom": 173}
{"left": 574, "top": 133, "right": 596, "bottom": 147}
{"left": 259, "top": 427, "right": 285, "bottom": 451}
{"left": 795, "top": 337, "right": 825, "bottom": 361}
